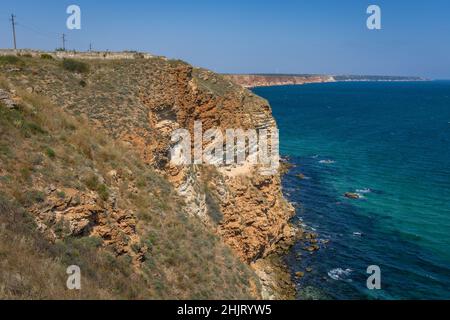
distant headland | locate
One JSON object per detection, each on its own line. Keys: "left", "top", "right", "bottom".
{"left": 224, "top": 73, "right": 428, "bottom": 88}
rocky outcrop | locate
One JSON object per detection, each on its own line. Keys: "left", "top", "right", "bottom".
{"left": 345, "top": 192, "right": 361, "bottom": 200}
{"left": 138, "top": 65, "right": 296, "bottom": 263}
{"left": 29, "top": 186, "right": 146, "bottom": 266}
{"left": 1, "top": 52, "right": 298, "bottom": 298}
{"left": 225, "top": 74, "right": 335, "bottom": 88}
{"left": 0, "top": 89, "right": 20, "bottom": 109}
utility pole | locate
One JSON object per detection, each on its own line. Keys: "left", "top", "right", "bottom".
{"left": 10, "top": 14, "right": 17, "bottom": 50}
{"left": 89, "top": 43, "right": 92, "bottom": 52}
{"left": 62, "top": 33, "right": 67, "bottom": 51}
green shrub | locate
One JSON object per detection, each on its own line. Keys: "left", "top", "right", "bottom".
{"left": 136, "top": 176, "right": 147, "bottom": 189}
{"left": 62, "top": 59, "right": 89, "bottom": 73}
{"left": 73, "top": 236, "right": 104, "bottom": 249}
{"left": 19, "top": 167, "right": 32, "bottom": 182}
{"left": 17, "top": 190, "right": 46, "bottom": 206}
{"left": 84, "top": 174, "right": 100, "bottom": 191}
{"left": 0, "top": 55, "right": 22, "bottom": 65}
{"left": 40, "top": 54, "right": 54, "bottom": 60}
{"left": 45, "top": 147, "right": 56, "bottom": 159}
{"left": 205, "top": 191, "right": 223, "bottom": 224}
{"left": 53, "top": 219, "right": 70, "bottom": 238}
{"left": 56, "top": 191, "right": 66, "bottom": 199}
{"left": 26, "top": 122, "right": 47, "bottom": 135}
{"left": 0, "top": 144, "right": 12, "bottom": 157}
{"left": 97, "top": 183, "right": 109, "bottom": 201}
{"left": 84, "top": 174, "right": 109, "bottom": 201}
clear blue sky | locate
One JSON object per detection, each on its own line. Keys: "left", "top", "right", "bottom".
{"left": 1, "top": 0, "right": 449, "bottom": 78}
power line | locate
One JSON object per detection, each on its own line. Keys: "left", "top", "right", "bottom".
{"left": 10, "top": 14, "right": 17, "bottom": 49}
{"left": 6, "top": 16, "right": 92, "bottom": 52}
{"left": 62, "top": 33, "right": 67, "bottom": 51}
{"left": 15, "top": 20, "right": 62, "bottom": 50}
{"left": 16, "top": 21, "right": 59, "bottom": 40}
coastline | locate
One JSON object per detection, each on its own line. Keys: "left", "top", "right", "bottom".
{"left": 225, "top": 74, "right": 428, "bottom": 89}
{"left": 251, "top": 159, "right": 323, "bottom": 300}
{"left": 1, "top": 50, "right": 441, "bottom": 300}
{"left": 252, "top": 81, "right": 450, "bottom": 300}
{"left": 224, "top": 74, "right": 334, "bottom": 89}
{"left": 0, "top": 50, "right": 302, "bottom": 300}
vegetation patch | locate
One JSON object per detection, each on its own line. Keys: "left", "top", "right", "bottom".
{"left": 0, "top": 67, "right": 260, "bottom": 300}
{"left": 62, "top": 58, "right": 90, "bottom": 73}
{"left": 83, "top": 174, "right": 109, "bottom": 201}
{"left": 40, "top": 54, "right": 54, "bottom": 60}
{"left": 45, "top": 147, "right": 56, "bottom": 159}
{"left": 0, "top": 55, "right": 23, "bottom": 65}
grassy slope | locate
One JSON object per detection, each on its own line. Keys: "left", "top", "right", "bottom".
{"left": 0, "top": 56, "right": 259, "bottom": 299}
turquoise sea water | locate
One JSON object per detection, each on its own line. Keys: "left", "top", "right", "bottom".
{"left": 253, "top": 81, "right": 450, "bottom": 300}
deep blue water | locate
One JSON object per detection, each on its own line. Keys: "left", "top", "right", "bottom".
{"left": 253, "top": 81, "right": 450, "bottom": 300}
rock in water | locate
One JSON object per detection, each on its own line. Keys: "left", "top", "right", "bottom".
{"left": 344, "top": 192, "right": 360, "bottom": 199}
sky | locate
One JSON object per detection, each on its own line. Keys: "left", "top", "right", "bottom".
{"left": 1, "top": 0, "right": 450, "bottom": 79}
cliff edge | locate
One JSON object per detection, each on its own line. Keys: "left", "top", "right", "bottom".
{"left": 225, "top": 74, "right": 334, "bottom": 88}
{"left": 0, "top": 51, "right": 297, "bottom": 299}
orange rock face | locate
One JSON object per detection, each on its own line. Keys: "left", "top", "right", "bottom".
{"left": 5, "top": 56, "right": 296, "bottom": 267}
{"left": 225, "top": 74, "right": 335, "bottom": 88}
{"left": 30, "top": 187, "right": 146, "bottom": 265}
{"left": 136, "top": 63, "right": 296, "bottom": 263}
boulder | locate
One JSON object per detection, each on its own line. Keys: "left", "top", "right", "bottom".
{"left": 296, "top": 173, "right": 306, "bottom": 180}
{"left": 344, "top": 192, "right": 360, "bottom": 199}
{"left": 0, "top": 89, "right": 19, "bottom": 109}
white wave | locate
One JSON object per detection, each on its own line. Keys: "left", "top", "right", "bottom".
{"left": 328, "top": 268, "right": 353, "bottom": 281}
{"left": 353, "top": 232, "right": 363, "bottom": 237}
{"left": 356, "top": 188, "right": 371, "bottom": 194}
{"left": 319, "top": 160, "right": 336, "bottom": 164}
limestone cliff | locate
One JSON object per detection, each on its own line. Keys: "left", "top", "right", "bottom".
{"left": 0, "top": 51, "right": 297, "bottom": 299}
{"left": 225, "top": 74, "right": 335, "bottom": 88}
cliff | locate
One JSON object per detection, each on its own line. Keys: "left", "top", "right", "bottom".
{"left": 225, "top": 74, "right": 335, "bottom": 88}
{"left": 225, "top": 73, "right": 427, "bottom": 88}
{"left": 0, "top": 51, "right": 296, "bottom": 299}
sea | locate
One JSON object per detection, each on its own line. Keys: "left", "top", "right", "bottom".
{"left": 253, "top": 81, "right": 450, "bottom": 300}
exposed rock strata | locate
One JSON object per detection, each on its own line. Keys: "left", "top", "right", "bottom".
{"left": 2, "top": 53, "right": 297, "bottom": 298}
{"left": 225, "top": 74, "right": 335, "bottom": 88}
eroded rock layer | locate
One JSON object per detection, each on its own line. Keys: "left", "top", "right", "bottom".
{"left": 2, "top": 53, "right": 297, "bottom": 298}
{"left": 225, "top": 74, "right": 335, "bottom": 88}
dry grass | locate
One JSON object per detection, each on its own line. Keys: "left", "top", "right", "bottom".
{"left": 0, "top": 73, "right": 259, "bottom": 300}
